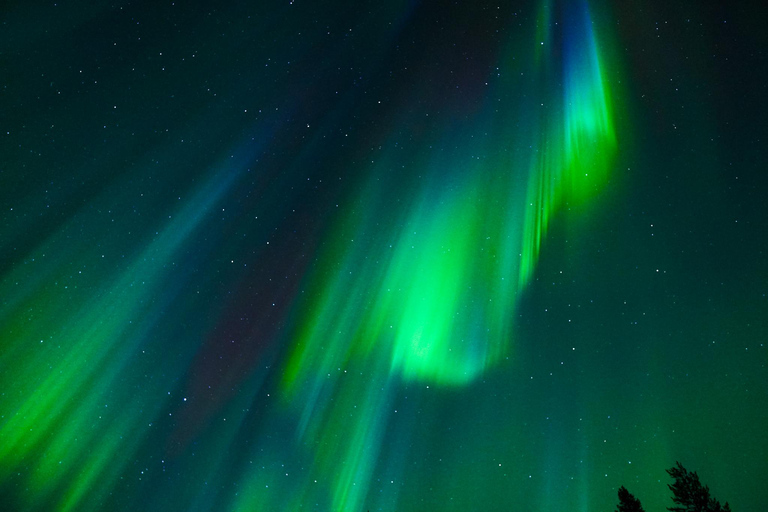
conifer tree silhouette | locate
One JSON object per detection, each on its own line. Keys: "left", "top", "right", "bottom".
{"left": 666, "top": 461, "right": 731, "bottom": 512}
{"left": 616, "top": 485, "right": 645, "bottom": 512}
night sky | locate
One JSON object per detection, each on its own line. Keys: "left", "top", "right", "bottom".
{"left": 1, "top": 0, "right": 766, "bottom": 511}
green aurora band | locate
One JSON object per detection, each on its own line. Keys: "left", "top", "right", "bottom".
{"left": 0, "top": 163, "right": 244, "bottom": 511}
{"left": 274, "top": 1, "right": 619, "bottom": 510}
{"left": 284, "top": 0, "right": 616, "bottom": 388}
{"left": 0, "top": 1, "right": 625, "bottom": 511}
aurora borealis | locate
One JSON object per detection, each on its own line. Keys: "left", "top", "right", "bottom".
{"left": 1, "top": 0, "right": 766, "bottom": 511}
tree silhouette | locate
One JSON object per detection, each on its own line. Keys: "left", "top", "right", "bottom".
{"left": 616, "top": 485, "right": 645, "bottom": 512}
{"left": 613, "top": 462, "right": 732, "bottom": 512}
{"left": 666, "top": 461, "right": 731, "bottom": 512}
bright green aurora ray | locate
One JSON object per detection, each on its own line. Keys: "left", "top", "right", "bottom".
{"left": 285, "top": 1, "right": 616, "bottom": 389}
{"left": 0, "top": 1, "right": 634, "bottom": 511}
{"left": 276, "top": 1, "right": 619, "bottom": 510}
{"left": 0, "top": 162, "right": 243, "bottom": 511}
{"left": 3, "top": 0, "right": 765, "bottom": 508}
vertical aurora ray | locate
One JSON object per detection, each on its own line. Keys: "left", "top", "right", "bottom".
{"left": 0, "top": 158, "right": 244, "bottom": 511}
{"left": 3, "top": 0, "right": 764, "bottom": 509}
{"left": 1, "top": 0, "right": 764, "bottom": 509}
{"left": 29, "top": 0, "right": 768, "bottom": 509}
{"left": 273, "top": 1, "right": 620, "bottom": 509}
{"left": 520, "top": 0, "right": 617, "bottom": 287}
{"left": 284, "top": 0, "right": 617, "bottom": 389}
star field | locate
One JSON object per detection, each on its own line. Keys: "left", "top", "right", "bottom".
{"left": 1, "top": 1, "right": 767, "bottom": 511}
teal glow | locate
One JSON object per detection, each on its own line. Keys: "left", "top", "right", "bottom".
{"left": 277, "top": 2, "right": 621, "bottom": 509}
{"left": 1, "top": 0, "right": 762, "bottom": 511}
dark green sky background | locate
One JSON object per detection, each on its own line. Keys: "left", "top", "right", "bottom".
{"left": 1, "top": 1, "right": 766, "bottom": 511}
